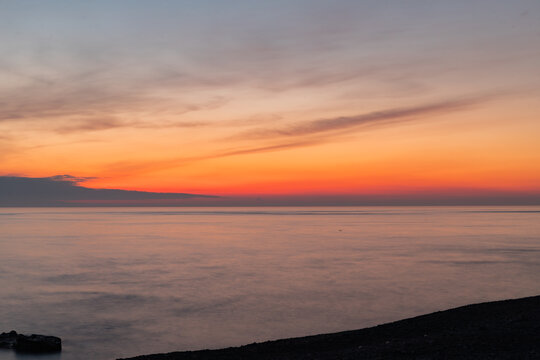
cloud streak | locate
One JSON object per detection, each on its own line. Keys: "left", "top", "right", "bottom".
{"left": 54, "top": 116, "right": 127, "bottom": 133}
{"left": 0, "top": 67, "right": 230, "bottom": 134}
{"left": 101, "top": 137, "right": 327, "bottom": 177}
{"left": 100, "top": 94, "right": 495, "bottom": 177}
{"left": 237, "top": 96, "right": 492, "bottom": 140}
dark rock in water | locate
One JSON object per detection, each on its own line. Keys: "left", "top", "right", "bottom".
{"left": 0, "top": 331, "right": 18, "bottom": 349}
{"left": 16, "top": 334, "right": 62, "bottom": 353}
{"left": 0, "top": 331, "right": 61, "bottom": 353}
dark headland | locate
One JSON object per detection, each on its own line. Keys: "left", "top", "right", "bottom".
{"left": 119, "top": 295, "right": 540, "bottom": 360}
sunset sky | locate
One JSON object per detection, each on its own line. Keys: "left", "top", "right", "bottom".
{"left": 1, "top": 1, "right": 540, "bottom": 203}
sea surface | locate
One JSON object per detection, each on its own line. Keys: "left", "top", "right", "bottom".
{"left": 1, "top": 206, "right": 539, "bottom": 360}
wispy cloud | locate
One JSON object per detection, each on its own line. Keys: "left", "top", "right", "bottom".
{"left": 101, "top": 137, "right": 329, "bottom": 177}
{"left": 218, "top": 138, "right": 326, "bottom": 157}
{"left": 54, "top": 117, "right": 127, "bottom": 133}
{"left": 237, "top": 96, "right": 492, "bottom": 140}
{"left": 47, "top": 174, "right": 97, "bottom": 184}
{"left": 100, "top": 94, "right": 495, "bottom": 177}
{"left": 53, "top": 117, "right": 213, "bottom": 134}
{"left": 0, "top": 67, "right": 230, "bottom": 133}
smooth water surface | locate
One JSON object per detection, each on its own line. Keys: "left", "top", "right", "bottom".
{"left": 1, "top": 207, "right": 539, "bottom": 359}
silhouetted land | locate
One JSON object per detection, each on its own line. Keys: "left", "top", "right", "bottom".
{"left": 119, "top": 295, "right": 540, "bottom": 360}
{"left": 0, "top": 176, "right": 213, "bottom": 206}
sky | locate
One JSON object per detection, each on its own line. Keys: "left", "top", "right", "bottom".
{"left": 1, "top": 0, "right": 540, "bottom": 204}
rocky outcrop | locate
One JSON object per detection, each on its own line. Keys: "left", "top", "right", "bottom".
{"left": 0, "top": 330, "right": 18, "bottom": 349}
{"left": 0, "top": 331, "right": 61, "bottom": 353}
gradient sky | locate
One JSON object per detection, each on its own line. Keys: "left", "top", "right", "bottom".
{"left": 1, "top": 0, "right": 540, "bottom": 202}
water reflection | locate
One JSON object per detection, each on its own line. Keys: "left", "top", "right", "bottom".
{"left": 0, "top": 207, "right": 539, "bottom": 359}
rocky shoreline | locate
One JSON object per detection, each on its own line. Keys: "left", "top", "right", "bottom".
{"left": 119, "top": 295, "right": 540, "bottom": 360}
{"left": 0, "top": 331, "right": 61, "bottom": 353}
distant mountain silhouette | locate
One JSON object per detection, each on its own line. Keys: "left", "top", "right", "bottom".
{"left": 2, "top": 175, "right": 540, "bottom": 207}
{"left": 0, "top": 176, "right": 215, "bottom": 206}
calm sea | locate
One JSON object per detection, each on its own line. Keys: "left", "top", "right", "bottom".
{"left": 1, "top": 207, "right": 539, "bottom": 360}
